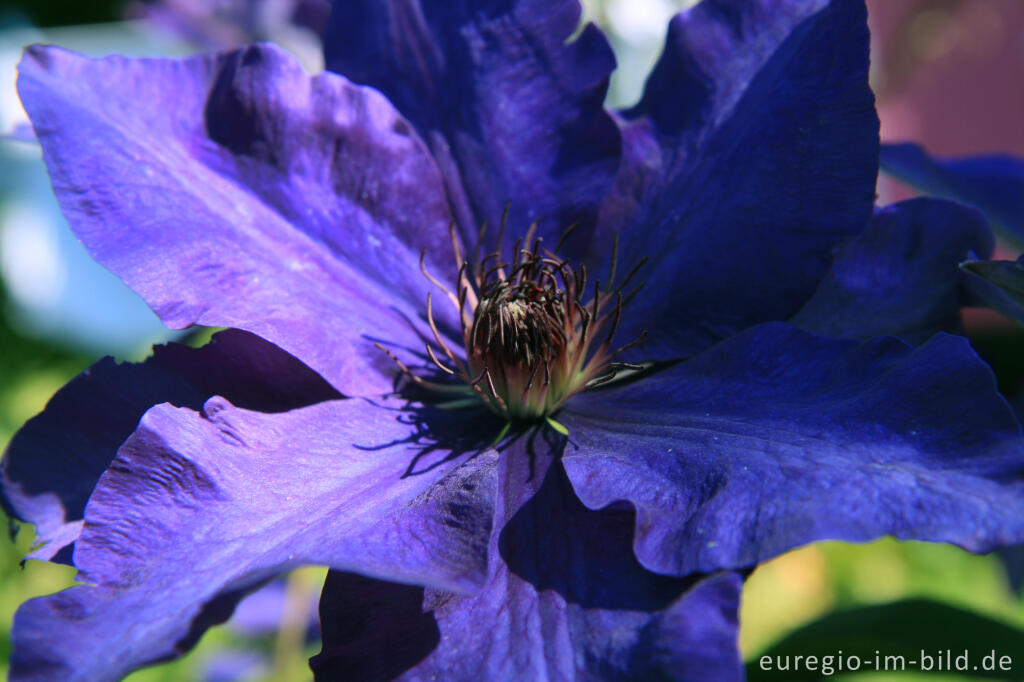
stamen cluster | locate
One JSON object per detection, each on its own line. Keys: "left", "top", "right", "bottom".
{"left": 385, "top": 209, "right": 646, "bottom": 423}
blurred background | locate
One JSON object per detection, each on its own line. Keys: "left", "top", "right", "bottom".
{"left": 0, "top": 0, "right": 1022, "bottom": 679}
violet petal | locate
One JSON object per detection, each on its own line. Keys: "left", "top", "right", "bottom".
{"left": 323, "top": 0, "right": 620, "bottom": 258}
{"left": 792, "top": 198, "right": 993, "bottom": 343}
{"left": 313, "top": 438, "right": 743, "bottom": 681}
{"left": 562, "top": 322, "right": 1024, "bottom": 576}
{"left": 602, "top": 0, "right": 879, "bottom": 357}
{"left": 1, "top": 329, "right": 339, "bottom": 563}
{"left": 10, "top": 398, "right": 496, "bottom": 681}
{"left": 17, "top": 43, "right": 459, "bottom": 396}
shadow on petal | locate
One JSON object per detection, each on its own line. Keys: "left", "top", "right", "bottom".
{"left": 498, "top": 457, "right": 691, "bottom": 612}
{"left": 312, "top": 573, "right": 440, "bottom": 681}
{"left": 312, "top": 450, "right": 744, "bottom": 681}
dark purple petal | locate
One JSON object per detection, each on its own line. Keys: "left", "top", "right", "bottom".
{"left": 880, "top": 142, "right": 1024, "bottom": 248}
{"left": 1, "top": 329, "right": 339, "bottom": 563}
{"left": 10, "top": 398, "right": 496, "bottom": 681}
{"left": 791, "top": 198, "right": 993, "bottom": 343}
{"left": 561, "top": 322, "right": 1024, "bottom": 577}
{"left": 313, "top": 439, "right": 743, "bottom": 681}
{"left": 962, "top": 257, "right": 1024, "bottom": 325}
{"left": 17, "top": 43, "right": 458, "bottom": 396}
{"left": 602, "top": 0, "right": 878, "bottom": 357}
{"left": 323, "top": 0, "right": 620, "bottom": 257}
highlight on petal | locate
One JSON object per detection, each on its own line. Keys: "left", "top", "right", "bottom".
{"left": 17, "top": 43, "right": 458, "bottom": 397}
{"left": 561, "top": 322, "right": 1024, "bottom": 577}
{"left": 1, "top": 329, "right": 339, "bottom": 563}
{"left": 10, "top": 398, "right": 497, "bottom": 681}
{"left": 880, "top": 142, "right": 1024, "bottom": 248}
{"left": 313, "top": 439, "right": 743, "bottom": 682}
{"left": 792, "top": 198, "right": 993, "bottom": 343}
{"left": 601, "top": 0, "right": 879, "bottom": 357}
{"left": 324, "top": 0, "right": 620, "bottom": 258}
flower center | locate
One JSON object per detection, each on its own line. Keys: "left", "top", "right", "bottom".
{"left": 381, "top": 209, "right": 647, "bottom": 425}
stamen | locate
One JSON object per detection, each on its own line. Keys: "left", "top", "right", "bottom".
{"left": 553, "top": 222, "right": 580, "bottom": 255}
{"left": 523, "top": 360, "right": 542, "bottom": 394}
{"left": 586, "top": 372, "right": 620, "bottom": 389}
{"left": 494, "top": 203, "right": 510, "bottom": 281}
{"left": 456, "top": 263, "right": 475, "bottom": 329}
{"left": 471, "top": 220, "right": 488, "bottom": 281}
{"left": 623, "top": 280, "right": 647, "bottom": 308}
{"left": 615, "top": 256, "right": 649, "bottom": 294}
{"left": 447, "top": 219, "right": 463, "bottom": 273}
{"left": 425, "top": 344, "right": 457, "bottom": 375}
{"left": 576, "top": 300, "right": 591, "bottom": 347}
{"left": 607, "top": 232, "right": 619, "bottom": 290}
{"left": 482, "top": 260, "right": 508, "bottom": 284}
{"left": 419, "top": 248, "right": 460, "bottom": 311}
{"left": 384, "top": 209, "right": 651, "bottom": 422}
{"left": 602, "top": 293, "right": 623, "bottom": 349}
{"left": 372, "top": 343, "right": 467, "bottom": 394}
{"left": 479, "top": 252, "right": 500, "bottom": 281}
{"left": 482, "top": 367, "right": 506, "bottom": 410}
{"left": 521, "top": 219, "right": 539, "bottom": 264}
{"left": 425, "top": 293, "right": 464, "bottom": 373}
{"left": 607, "top": 361, "right": 645, "bottom": 371}
{"left": 468, "top": 367, "right": 489, "bottom": 387}
{"left": 510, "top": 237, "right": 523, "bottom": 270}
{"left": 609, "top": 330, "right": 648, "bottom": 359}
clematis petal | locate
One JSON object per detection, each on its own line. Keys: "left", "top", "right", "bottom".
{"left": 9, "top": 398, "right": 496, "bottom": 681}
{"left": 312, "top": 438, "right": 743, "bottom": 681}
{"left": 561, "top": 322, "right": 1024, "bottom": 577}
{"left": 1, "top": 329, "right": 339, "bottom": 563}
{"left": 323, "top": 0, "right": 620, "bottom": 257}
{"left": 17, "top": 43, "right": 458, "bottom": 397}
{"left": 791, "top": 198, "right": 993, "bottom": 344}
{"left": 601, "top": 0, "right": 878, "bottom": 357}
{"left": 880, "top": 142, "right": 1024, "bottom": 248}
{"left": 962, "top": 257, "right": 1024, "bottom": 325}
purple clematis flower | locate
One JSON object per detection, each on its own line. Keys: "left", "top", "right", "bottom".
{"left": 5, "top": 0, "right": 1024, "bottom": 680}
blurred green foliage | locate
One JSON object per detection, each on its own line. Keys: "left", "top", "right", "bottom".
{"left": 742, "top": 539, "right": 1024, "bottom": 681}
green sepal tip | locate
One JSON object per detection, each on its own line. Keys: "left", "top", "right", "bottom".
{"left": 491, "top": 421, "right": 512, "bottom": 447}
{"left": 545, "top": 416, "right": 569, "bottom": 436}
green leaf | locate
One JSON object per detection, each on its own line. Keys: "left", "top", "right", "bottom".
{"left": 748, "top": 600, "right": 1024, "bottom": 680}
